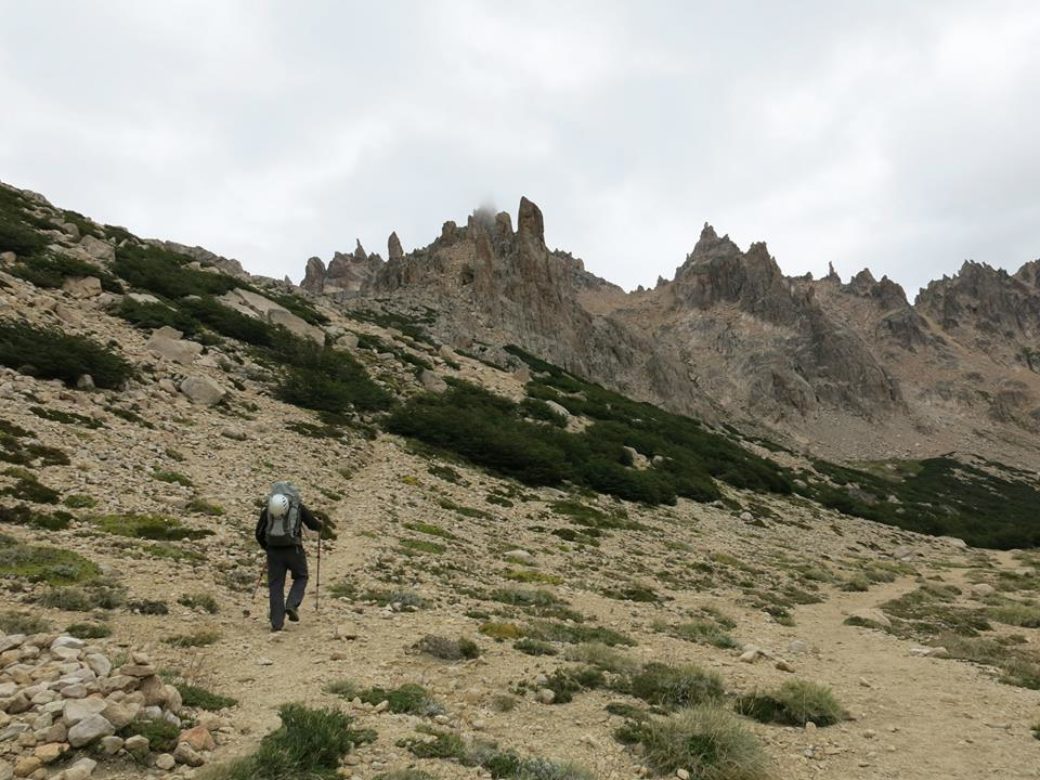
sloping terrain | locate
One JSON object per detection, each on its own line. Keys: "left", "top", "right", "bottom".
{"left": 1, "top": 181, "right": 1040, "bottom": 780}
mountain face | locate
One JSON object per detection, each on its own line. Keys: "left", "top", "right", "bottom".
{"left": 300, "top": 200, "right": 1040, "bottom": 465}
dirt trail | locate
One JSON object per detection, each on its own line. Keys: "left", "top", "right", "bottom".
{"left": 760, "top": 564, "right": 1040, "bottom": 780}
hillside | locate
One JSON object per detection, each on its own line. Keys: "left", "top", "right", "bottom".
{"left": 1, "top": 180, "right": 1040, "bottom": 780}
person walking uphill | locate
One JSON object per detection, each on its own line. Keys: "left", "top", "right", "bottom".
{"left": 254, "top": 481, "right": 322, "bottom": 632}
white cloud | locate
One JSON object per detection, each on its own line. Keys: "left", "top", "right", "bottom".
{"left": 0, "top": 1, "right": 1037, "bottom": 293}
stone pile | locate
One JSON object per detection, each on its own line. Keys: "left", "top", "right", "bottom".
{"left": 0, "top": 633, "right": 217, "bottom": 779}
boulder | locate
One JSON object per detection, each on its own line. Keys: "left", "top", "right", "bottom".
{"left": 62, "top": 757, "right": 98, "bottom": 780}
{"left": 155, "top": 753, "right": 176, "bottom": 771}
{"left": 300, "top": 257, "right": 326, "bottom": 293}
{"left": 100, "top": 701, "right": 136, "bottom": 729}
{"left": 138, "top": 675, "right": 167, "bottom": 707}
{"left": 173, "top": 741, "right": 205, "bottom": 767}
{"left": 420, "top": 369, "right": 448, "bottom": 393}
{"left": 79, "top": 235, "right": 115, "bottom": 263}
{"left": 63, "top": 698, "right": 107, "bottom": 726}
{"left": 517, "top": 197, "right": 545, "bottom": 243}
{"left": 179, "top": 376, "right": 227, "bottom": 406}
{"left": 267, "top": 308, "right": 324, "bottom": 345}
{"left": 61, "top": 276, "right": 102, "bottom": 299}
{"left": 123, "top": 734, "right": 150, "bottom": 757}
{"left": 67, "top": 713, "right": 114, "bottom": 747}
{"left": 147, "top": 334, "right": 203, "bottom": 366}
{"left": 970, "top": 583, "right": 995, "bottom": 598}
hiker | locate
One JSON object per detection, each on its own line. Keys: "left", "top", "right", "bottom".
{"left": 254, "top": 481, "right": 322, "bottom": 632}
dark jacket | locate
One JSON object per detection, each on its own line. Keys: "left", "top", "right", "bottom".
{"left": 255, "top": 503, "right": 321, "bottom": 550}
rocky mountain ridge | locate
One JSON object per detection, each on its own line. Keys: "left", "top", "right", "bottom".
{"left": 299, "top": 198, "right": 1040, "bottom": 467}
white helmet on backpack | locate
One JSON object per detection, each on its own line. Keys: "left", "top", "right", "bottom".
{"left": 267, "top": 493, "right": 290, "bottom": 520}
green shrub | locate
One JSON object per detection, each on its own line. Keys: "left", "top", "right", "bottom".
{"left": 374, "top": 772, "right": 437, "bottom": 780}
{"left": 0, "top": 192, "right": 48, "bottom": 256}
{"left": 400, "top": 537, "right": 447, "bottom": 555}
{"left": 0, "top": 503, "right": 72, "bottom": 530}
{"left": 41, "top": 584, "right": 125, "bottom": 611}
{"left": 127, "top": 598, "right": 168, "bottom": 615}
{"left": 152, "top": 470, "right": 193, "bottom": 487}
{"left": 0, "top": 536, "right": 100, "bottom": 584}
{"left": 0, "top": 320, "right": 134, "bottom": 389}
{"left": 638, "top": 704, "right": 769, "bottom": 780}
{"left": 186, "top": 498, "right": 225, "bottom": 516}
{"left": 736, "top": 679, "right": 847, "bottom": 727}
{"left": 480, "top": 622, "right": 525, "bottom": 640}
{"left": 540, "top": 666, "right": 606, "bottom": 704}
{"left": 656, "top": 620, "right": 738, "bottom": 650}
{"left": 414, "top": 635, "right": 480, "bottom": 661}
{"left": 30, "top": 406, "right": 104, "bottom": 429}
{"left": 0, "top": 610, "right": 51, "bottom": 634}
{"left": 121, "top": 718, "right": 181, "bottom": 752}
{"left": 326, "top": 681, "right": 443, "bottom": 716}
{"left": 164, "top": 629, "right": 220, "bottom": 648}
{"left": 178, "top": 593, "right": 219, "bottom": 614}
{"left": 504, "top": 568, "right": 563, "bottom": 585}
{"left": 400, "top": 727, "right": 467, "bottom": 760}
{"left": 627, "top": 663, "right": 725, "bottom": 709}
{"left": 63, "top": 494, "right": 97, "bottom": 509}
{"left": 112, "top": 297, "right": 199, "bottom": 334}
{"left": 514, "top": 638, "right": 558, "bottom": 656}
{"left": 176, "top": 683, "right": 238, "bottom": 711}
{"left": 66, "top": 622, "right": 111, "bottom": 639}
{"left": 526, "top": 620, "right": 635, "bottom": 647}
{"left": 9, "top": 252, "right": 121, "bottom": 292}
{"left": 94, "top": 513, "right": 213, "bottom": 541}
{"left": 563, "top": 643, "right": 638, "bottom": 674}
{"left": 0, "top": 468, "right": 61, "bottom": 504}
{"left": 112, "top": 244, "right": 241, "bottom": 299}
{"left": 988, "top": 602, "right": 1040, "bottom": 628}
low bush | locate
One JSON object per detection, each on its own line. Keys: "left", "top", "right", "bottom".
{"left": 988, "top": 602, "right": 1040, "bottom": 628}
{"left": 94, "top": 513, "right": 213, "bottom": 541}
{"left": 121, "top": 717, "right": 181, "bottom": 753}
{"left": 539, "top": 666, "right": 606, "bottom": 704}
{"left": 203, "top": 704, "right": 377, "bottom": 780}
{"left": 186, "top": 498, "right": 225, "bottom": 517}
{"left": 30, "top": 405, "right": 104, "bottom": 429}
{"left": 374, "top": 772, "right": 437, "bottom": 780}
{"left": 736, "top": 679, "right": 847, "bottom": 727}
{"left": 0, "top": 320, "right": 134, "bottom": 389}
{"left": 9, "top": 252, "right": 121, "bottom": 292}
{"left": 63, "top": 494, "right": 98, "bottom": 509}
{"left": 563, "top": 643, "right": 638, "bottom": 674}
{"left": 0, "top": 503, "right": 72, "bottom": 530}
{"left": 655, "top": 619, "right": 738, "bottom": 650}
{"left": 526, "top": 620, "right": 635, "bottom": 647}
{"left": 164, "top": 629, "right": 220, "bottom": 648}
{"left": 414, "top": 634, "right": 480, "bottom": 661}
{"left": 1, "top": 468, "right": 61, "bottom": 504}
{"left": 637, "top": 704, "right": 769, "bottom": 780}
{"left": 66, "top": 622, "right": 111, "bottom": 639}
{"left": 514, "top": 637, "right": 558, "bottom": 656}
{"left": 626, "top": 663, "right": 725, "bottom": 710}
{"left": 153, "top": 469, "right": 193, "bottom": 487}
{"left": 176, "top": 683, "right": 238, "bottom": 711}
{"left": 0, "top": 610, "right": 51, "bottom": 634}
{"left": 326, "top": 681, "right": 443, "bottom": 716}
{"left": 0, "top": 535, "right": 100, "bottom": 584}
{"left": 178, "top": 593, "right": 219, "bottom": 614}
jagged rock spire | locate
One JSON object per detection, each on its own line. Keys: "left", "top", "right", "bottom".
{"left": 518, "top": 197, "right": 544, "bottom": 243}
{"left": 388, "top": 232, "right": 404, "bottom": 260}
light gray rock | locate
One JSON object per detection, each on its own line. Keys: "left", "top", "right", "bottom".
{"left": 62, "top": 698, "right": 107, "bottom": 727}
{"left": 179, "top": 375, "right": 227, "bottom": 406}
{"left": 147, "top": 335, "right": 203, "bottom": 366}
{"left": 83, "top": 654, "right": 111, "bottom": 679}
{"left": 61, "top": 276, "right": 102, "bottom": 299}
{"left": 80, "top": 235, "right": 115, "bottom": 263}
{"left": 67, "top": 713, "right": 114, "bottom": 747}
{"left": 173, "top": 741, "right": 205, "bottom": 767}
{"left": 268, "top": 308, "right": 324, "bottom": 345}
{"left": 155, "top": 752, "right": 176, "bottom": 770}
{"left": 99, "top": 735, "right": 123, "bottom": 755}
{"left": 970, "top": 583, "right": 995, "bottom": 598}
{"left": 63, "top": 756, "right": 98, "bottom": 780}
{"left": 124, "top": 734, "right": 149, "bottom": 757}
{"left": 420, "top": 369, "right": 448, "bottom": 393}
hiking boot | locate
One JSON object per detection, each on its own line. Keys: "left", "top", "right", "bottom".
{"left": 285, "top": 607, "right": 299, "bottom": 623}
{"left": 271, "top": 625, "right": 283, "bottom": 632}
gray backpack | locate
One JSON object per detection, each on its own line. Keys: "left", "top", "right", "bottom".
{"left": 265, "top": 481, "right": 303, "bottom": 548}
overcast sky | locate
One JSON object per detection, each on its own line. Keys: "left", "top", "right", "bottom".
{"left": 2, "top": 1, "right": 1038, "bottom": 296}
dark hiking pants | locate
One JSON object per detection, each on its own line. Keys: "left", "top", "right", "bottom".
{"left": 267, "top": 545, "right": 308, "bottom": 630}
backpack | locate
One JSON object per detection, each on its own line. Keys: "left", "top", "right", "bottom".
{"left": 265, "top": 481, "right": 303, "bottom": 548}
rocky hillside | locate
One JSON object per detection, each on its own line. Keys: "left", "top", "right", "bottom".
{"left": 1, "top": 180, "right": 1040, "bottom": 780}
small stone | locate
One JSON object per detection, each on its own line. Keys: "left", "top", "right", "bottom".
{"left": 99, "top": 735, "right": 124, "bottom": 755}
{"left": 372, "top": 700, "right": 389, "bottom": 714}
{"left": 676, "top": 770, "right": 690, "bottom": 780}
{"left": 124, "top": 734, "right": 149, "bottom": 757}
{"left": 12, "top": 757, "right": 41, "bottom": 778}
{"left": 155, "top": 753, "right": 176, "bottom": 771}
{"left": 863, "top": 729, "right": 877, "bottom": 739}
{"left": 804, "top": 722, "right": 817, "bottom": 733}
{"left": 774, "top": 659, "right": 795, "bottom": 673}
{"left": 67, "top": 714, "right": 114, "bottom": 747}
{"left": 178, "top": 726, "right": 216, "bottom": 752}
{"left": 970, "top": 583, "right": 995, "bottom": 598}
{"left": 257, "top": 658, "right": 273, "bottom": 667}
{"left": 32, "top": 743, "right": 66, "bottom": 764}
{"left": 62, "top": 757, "right": 97, "bottom": 780}
{"left": 173, "top": 741, "right": 205, "bottom": 767}
{"left": 536, "top": 688, "right": 555, "bottom": 705}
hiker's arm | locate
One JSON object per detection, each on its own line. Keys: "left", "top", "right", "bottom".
{"left": 300, "top": 504, "right": 322, "bottom": 533}
{"left": 255, "top": 509, "right": 268, "bottom": 549}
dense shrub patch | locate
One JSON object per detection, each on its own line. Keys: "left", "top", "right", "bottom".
{"left": 0, "top": 320, "right": 134, "bottom": 389}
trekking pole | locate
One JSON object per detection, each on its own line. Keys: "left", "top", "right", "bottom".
{"left": 244, "top": 560, "right": 265, "bottom": 617}
{"left": 316, "top": 534, "right": 322, "bottom": 614}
